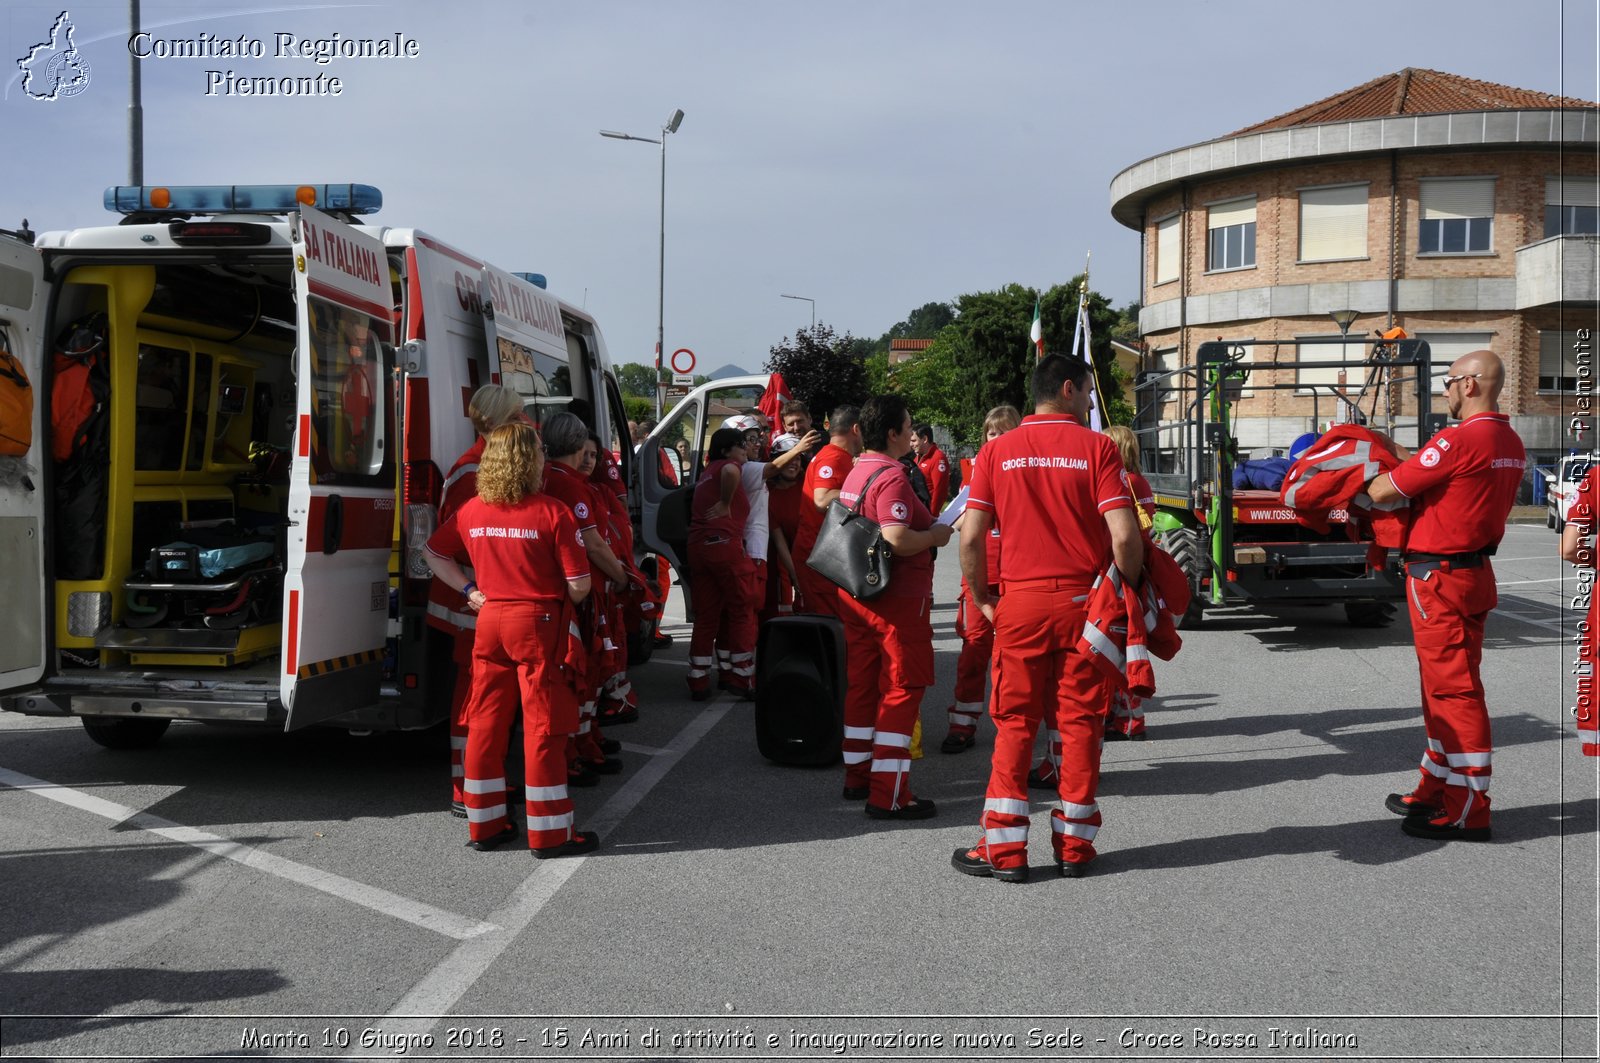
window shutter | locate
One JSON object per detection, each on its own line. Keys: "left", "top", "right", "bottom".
{"left": 1547, "top": 176, "right": 1598, "bottom": 205}
{"left": 1420, "top": 178, "right": 1494, "bottom": 221}
{"left": 1208, "top": 197, "right": 1256, "bottom": 230}
{"left": 1414, "top": 333, "right": 1494, "bottom": 393}
{"left": 1155, "top": 216, "right": 1180, "bottom": 284}
{"left": 1300, "top": 185, "right": 1367, "bottom": 261}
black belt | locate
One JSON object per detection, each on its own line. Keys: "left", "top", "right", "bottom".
{"left": 1404, "top": 549, "right": 1490, "bottom": 574}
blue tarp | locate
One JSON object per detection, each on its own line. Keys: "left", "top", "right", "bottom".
{"left": 1233, "top": 457, "right": 1292, "bottom": 491}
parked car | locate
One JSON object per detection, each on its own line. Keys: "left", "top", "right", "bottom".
{"left": 1548, "top": 454, "right": 1595, "bottom": 530}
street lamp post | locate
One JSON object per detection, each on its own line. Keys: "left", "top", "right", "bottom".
{"left": 601, "top": 108, "right": 684, "bottom": 421}
{"left": 1328, "top": 308, "right": 1362, "bottom": 427}
{"left": 780, "top": 293, "right": 815, "bottom": 332}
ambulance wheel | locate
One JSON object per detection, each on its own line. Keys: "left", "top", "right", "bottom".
{"left": 1157, "top": 527, "right": 1206, "bottom": 630}
{"left": 1344, "top": 601, "right": 1396, "bottom": 628}
{"left": 80, "top": 716, "right": 172, "bottom": 750}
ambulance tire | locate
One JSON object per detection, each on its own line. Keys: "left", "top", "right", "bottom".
{"left": 80, "top": 715, "right": 172, "bottom": 750}
{"left": 1158, "top": 527, "right": 1206, "bottom": 630}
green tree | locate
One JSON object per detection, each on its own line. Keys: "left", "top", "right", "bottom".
{"left": 616, "top": 362, "right": 660, "bottom": 398}
{"left": 885, "top": 301, "right": 956, "bottom": 342}
{"left": 764, "top": 322, "right": 870, "bottom": 423}
{"left": 623, "top": 395, "right": 653, "bottom": 423}
{"left": 891, "top": 328, "right": 971, "bottom": 446}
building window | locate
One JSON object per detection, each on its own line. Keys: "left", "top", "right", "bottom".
{"left": 1154, "top": 215, "right": 1180, "bottom": 285}
{"left": 1299, "top": 184, "right": 1368, "bottom": 261}
{"left": 1545, "top": 176, "right": 1600, "bottom": 238}
{"left": 1540, "top": 330, "right": 1588, "bottom": 392}
{"left": 1418, "top": 177, "right": 1494, "bottom": 254}
{"left": 1413, "top": 332, "right": 1495, "bottom": 394}
{"left": 1294, "top": 334, "right": 1364, "bottom": 393}
{"left": 1206, "top": 197, "right": 1256, "bottom": 271}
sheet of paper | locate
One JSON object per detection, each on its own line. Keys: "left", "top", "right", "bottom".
{"left": 936, "top": 485, "right": 969, "bottom": 526}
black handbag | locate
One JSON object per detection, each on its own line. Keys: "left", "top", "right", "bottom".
{"left": 806, "top": 465, "right": 894, "bottom": 599}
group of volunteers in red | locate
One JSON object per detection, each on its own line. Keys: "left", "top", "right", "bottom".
{"left": 417, "top": 341, "right": 1575, "bottom": 872}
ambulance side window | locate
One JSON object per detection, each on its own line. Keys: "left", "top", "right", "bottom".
{"left": 658, "top": 398, "right": 700, "bottom": 488}
{"left": 307, "top": 296, "right": 393, "bottom": 487}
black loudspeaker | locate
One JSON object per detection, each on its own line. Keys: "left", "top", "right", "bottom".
{"left": 754, "top": 614, "right": 846, "bottom": 765}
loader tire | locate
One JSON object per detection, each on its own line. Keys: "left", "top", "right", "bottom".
{"left": 80, "top": 716, "right": 171, "bottom": 750}
{"left": 1156, "top": 526, "right": 1207, "bottom": 630}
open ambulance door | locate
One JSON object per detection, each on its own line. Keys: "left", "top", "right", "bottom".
{"left": 282, "top": 207, "right": 396, "bottom": 730}
{"left": 635, "top": 374, "right": 767, "bottom": 614}
{"left": 0, "top": 237, "right": 48, "bottom": 697}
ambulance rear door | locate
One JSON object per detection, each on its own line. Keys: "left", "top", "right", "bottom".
{"left": 0, "top": 236, "right": 48, "bottom": 697}
{"left": 282, "top": 207, "right": 396, "bottom": 729}
{"left": 635, "top": 374, "right": 766, "bottom": 582}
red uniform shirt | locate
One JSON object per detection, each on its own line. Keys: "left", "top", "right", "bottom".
{"left": 767, "top": 478, "right": 804, "bottom": 551}
{"left": 689, "top": 458, "right": 751, "bottom": 547}
{"left": 1387, "top": 413, "right": 1525, "bottom": 554}
{"left": 439, "top": 437, "right": 486, "bottom": 527}
{"left": 916, "top": 445, "right": 951, "bottom": 513}
{"left": 542, "top": 462, "right": 600, "bottom": 534}
{"left": 839, "top": 452, "right": 934, "bottom": 598}
{"left": 792, "top": 442, "right": 854, "bottom": 561}
{"left": 425, "top": 495, "right": 588, "bottom": 603}
{"left": 966, "top": 414, "right": 1132, "bottom": 584}
{"left": 594, "top": 447, "right": 627, "bottom": 499}
{"left": 1126, "top": 470, "right": 1156, "bottom": 518}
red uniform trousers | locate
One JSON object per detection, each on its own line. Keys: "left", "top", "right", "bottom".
{"left": 795, "top": 560, "right": 844, "bottom": 619}
{"left": 839, "top": 592, "right": 934, "bottom": 811}
{"left": 462, "top": 601, "right": 582, "bottom": 850}
{"left": 687, "top": 540, "right": 756, "bottom": 696}
{"left": 1404, "top": 561, "right": 1496, "bottom": 829}
{"left": 714, "top": 558, "right": 765, "bottom": 688}
{"left": 947, "top": 581, "right": 996, "bottom": 740}
{"left": 980, "top": 580, "right": 1110, "bottom": 870}
{"left": 600, "top": 591, "right": 635, "bottom": 715}
{"left": 448, "top": 628, "right": 475, "bottom": 805}
{"left": 759, "top": 558, "right": 796, "bottom": 625}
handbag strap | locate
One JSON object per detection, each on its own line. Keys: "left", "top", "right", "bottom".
{"left": 846, "top": 463, "right": 895, "bottom": 517}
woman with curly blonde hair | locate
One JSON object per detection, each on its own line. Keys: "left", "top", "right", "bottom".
{"left": 425, "top": 422, "right": 601, "bottom": 859}
{"left": 426, "top": 385, "right": 531, "bottom": 819}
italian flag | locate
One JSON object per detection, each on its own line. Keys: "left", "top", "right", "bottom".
{"left": 1029, "top": 299, "right": 1043, "bottom": 358}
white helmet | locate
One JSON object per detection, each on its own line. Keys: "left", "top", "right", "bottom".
{"left": 723, "top": 414, "right": 763, "bottom": 433}
{"left": 770, "top": 432, "right": 802, "bottom": 454}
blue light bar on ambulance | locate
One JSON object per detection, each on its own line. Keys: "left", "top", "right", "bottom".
{"left": 511, "top": 272, "right": 548, "bottom": 289}
{"left": 103, "top": 184, "right": 383, "bottom": 215}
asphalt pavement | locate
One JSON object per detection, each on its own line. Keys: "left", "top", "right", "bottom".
{"left": 0, "top": 521, "right": 1594, "bottom": 1062}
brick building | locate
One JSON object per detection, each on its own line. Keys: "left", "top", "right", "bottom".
{"left": 1109, "top": 68, "right": 1598, "bottom": 476}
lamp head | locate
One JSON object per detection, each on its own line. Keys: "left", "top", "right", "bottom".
{"left": 665, "top": 109, "right": 684, "bottom": 134}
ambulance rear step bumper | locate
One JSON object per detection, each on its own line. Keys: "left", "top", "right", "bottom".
{"left": 2, "top": 671, "right": 285, "bottom": 724}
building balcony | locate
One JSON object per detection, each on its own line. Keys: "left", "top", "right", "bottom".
{"left": 1515, "top": 234, "right": 1600, "bottom": 308}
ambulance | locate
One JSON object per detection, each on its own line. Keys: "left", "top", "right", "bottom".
{"left": 0, "top": 184, "right": 633, "bottom": 747}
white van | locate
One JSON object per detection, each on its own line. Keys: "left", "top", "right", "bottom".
{"left": 0, "top": 184, "right": 631, "bottom": 747}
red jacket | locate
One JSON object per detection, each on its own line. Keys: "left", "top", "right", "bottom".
{"left": 1077, "top": 547, "right": 1186, "bottom": 698}
{"left": 1278, "top": 424, "right": 1410, "bottom": 563}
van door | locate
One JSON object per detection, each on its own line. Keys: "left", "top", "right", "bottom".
{"left": 0, "top": 237, "right": 47, "bottom": 696}
{"left": 635, "top": 374, "right": 767, "bottom": 590}
{"left": 282, "top": 207, "right": 396, "bottom": 729}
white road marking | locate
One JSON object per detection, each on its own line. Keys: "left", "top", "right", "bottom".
{"left": 0, "top": 766, "right": 499, "bottom": 941}
{"left": 619, "top": 740, "right": 670, "bottom": 756}
{"left": 372, "top": 703, "right": 732, "bottom": 1040}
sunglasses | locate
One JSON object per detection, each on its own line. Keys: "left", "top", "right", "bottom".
{"left": 1441, "top": 372, "right": 1482, "bottom": 389}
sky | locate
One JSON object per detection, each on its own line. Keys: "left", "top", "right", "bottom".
{"left": 1, "top": 0, "right": 1597, "bottom": 377}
